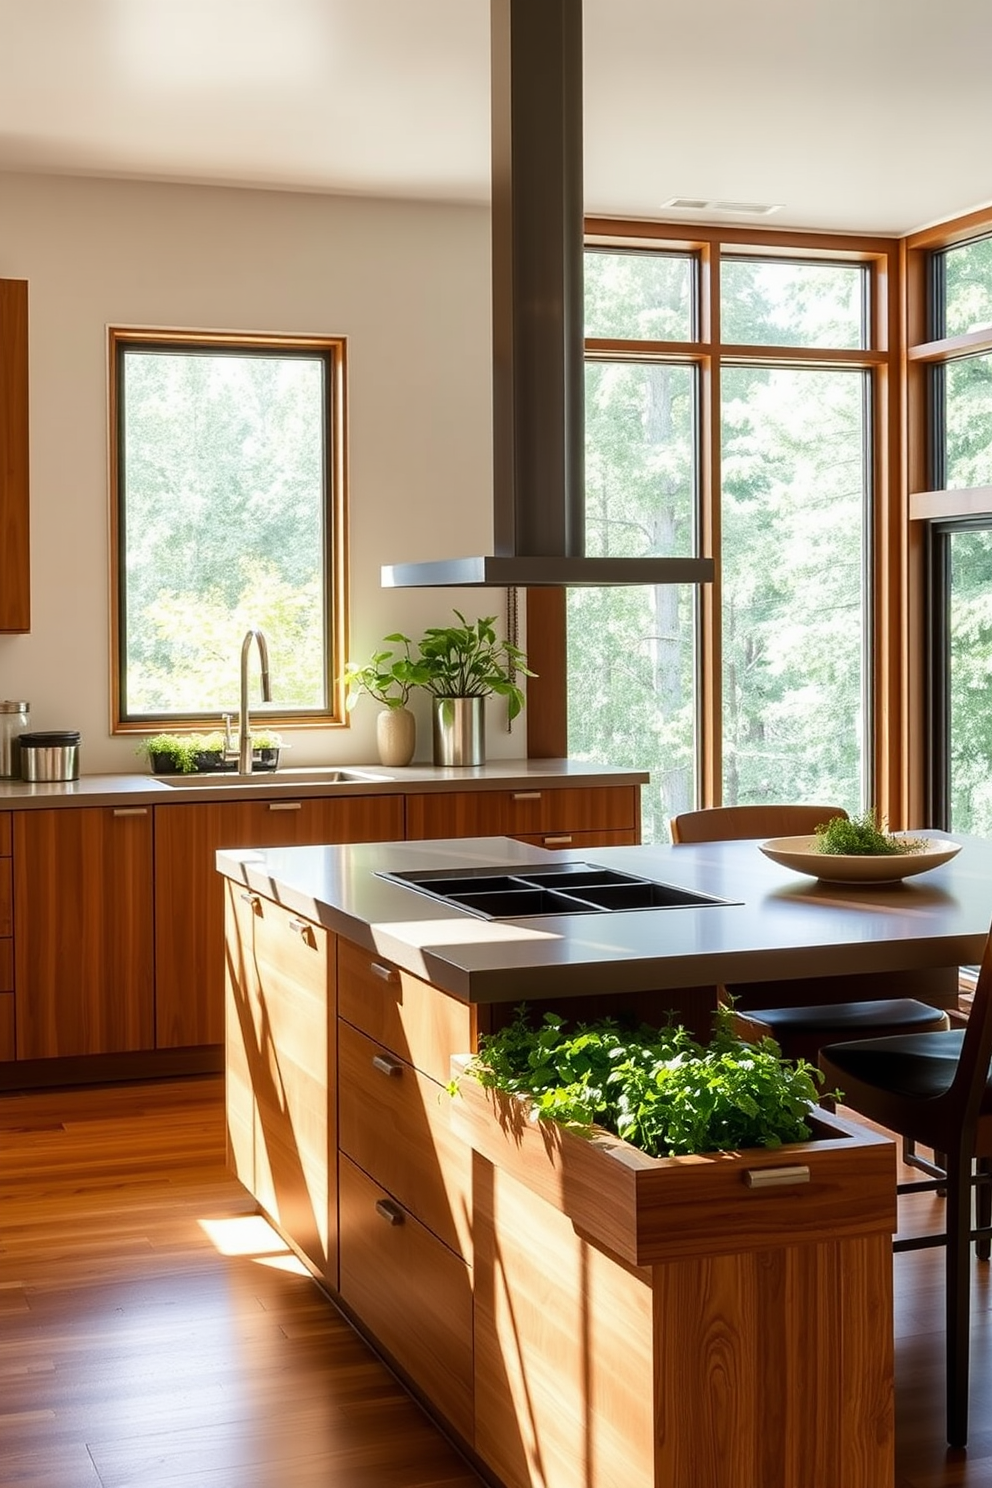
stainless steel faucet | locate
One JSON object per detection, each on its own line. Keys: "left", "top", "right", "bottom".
{"left": 238, "top": 627, "right": 272, "bottom": 773}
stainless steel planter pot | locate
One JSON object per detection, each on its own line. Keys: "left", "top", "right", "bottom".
{"left": 432, "top": 697, "right": 485, "bottom": 767}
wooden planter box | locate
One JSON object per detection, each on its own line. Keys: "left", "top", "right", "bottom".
{"left": 451, "top": 1067, "right": 897, "bottom": 1488}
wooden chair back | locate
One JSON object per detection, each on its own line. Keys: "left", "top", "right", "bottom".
{"left": 669, "top": 803, "right": 848, "bottom": 845}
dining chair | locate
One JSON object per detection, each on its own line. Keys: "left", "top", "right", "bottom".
{"left": 818, "top": 922, "right": 992, "bottom": 1449}
{"left": 668, "top": 804, "right": 951, "bottom": 1065}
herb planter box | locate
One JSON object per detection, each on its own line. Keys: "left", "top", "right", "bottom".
{"left": 451, "top": 1065, "right": 896, "bottom": 1488}
{"left": 149, "top": 746, "right": 280, "bottom": 775}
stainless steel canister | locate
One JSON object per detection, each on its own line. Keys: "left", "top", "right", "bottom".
{"left": 19, "top": 730, "right": 81, "bottom": 782}
{"left": 0, "top": 700, "right": 29, "bottom": 778}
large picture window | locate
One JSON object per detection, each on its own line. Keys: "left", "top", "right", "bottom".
{"left": 110, "top": 329, "right": 346, "bottom": 730}
{"left": 567, "top": 237, "right": 876, "bottom": 842}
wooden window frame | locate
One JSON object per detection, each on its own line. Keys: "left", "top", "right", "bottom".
{"left": 528, "top": 222, "right": 903, "bottom": 822}
{"left": 108, "top": 326, "right": 349, "bottom": 735}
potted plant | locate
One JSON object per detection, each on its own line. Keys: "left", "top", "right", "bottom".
{"left": 138, "top": 729, "right": 283, "bottom": 775}
{"left": 414, "top": 610, "right": 535, "bottom": 767}
{"left": 342, "top": 634, "right": 421, "bottom": 767}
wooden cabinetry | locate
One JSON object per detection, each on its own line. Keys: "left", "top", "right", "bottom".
{"left": 0, "top": 280, "right": 29, "bottom": 633}
{"left": 13, "top": 806, "right": 154, "bottom": 1059}
{"left": 405, "top": 784, "right": 639, "bottom": 848}
{"left": 0, "top": 813, "right": 13, "bottom": 1058}
{"left": 336, "top": 940, "right": 475, "bottom": 1442}
{"left": 155, "top": 793, "right": 404, "bottom": 1049}
{"left": 225, "top": 883, "right": 336, "bottom": 1284}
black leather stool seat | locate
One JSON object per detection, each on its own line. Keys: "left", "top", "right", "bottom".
{"left": 820, "top": 1028, "right": 984, "bottom": 1102}
{"left": 737, "top": 998, "right": 950, "bottom": 1068}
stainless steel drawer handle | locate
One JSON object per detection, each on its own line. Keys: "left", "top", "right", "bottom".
{"left": 287, "top": 917, "right": 312, "bottom": 938}
{"left": 375, "top": 1198, "right": 405, "bottom": 1226}
{"left": 370, "top": 961, "right": 397, "bottom": 982}
{"left": 239, "top": 891, "right": 260, "bottom": 907}
{"left": 268, "top": 801, "right": 302, "bottom": 811}
{"left": 112, "top": 807, "right": 148, "bottom": 817}
{"left": 743, "top": 1165, "right": 810, "bottom": 1190}
{"left": 371, "top": 1053, "right": 404, "bottom": 1078}
{"left": 543, "top": 835, "right": 572, "bottom": 846}
{"left": 512, "top": 791, "right": 542, "bottom": 801}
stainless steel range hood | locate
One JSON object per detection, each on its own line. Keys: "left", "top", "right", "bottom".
{"left": 382, "top": 0, "right": 713, "bottom": 590}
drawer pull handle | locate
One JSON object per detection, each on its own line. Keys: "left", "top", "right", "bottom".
{"left": 512, "top": 791, "right": 542, "bottom": 801}
{"left": 543, "top": 835, "right": 572, "bottom": 846}
{"left": 268, "top": 801, "right": 302, "bottom": 811}
{"left": 112, "top": 807, "right": 148, "bottom": 817}
{"left": 239, "top": 891, "right": 261, "bottom": 907}
{"left": 743, "top": 1165, "right": 810, "bottom": 1190}
{"left": 375, "top": 1198, "right": 405, "bottom": 1226}
{"left": 372, "top": 1053, "right": 404, "bottom": 1078}
{"left": 287, "top": 917, "right": 313, "bottom": 939}
{"left": 370, "top": 961, "right": 397, "bottom": 982}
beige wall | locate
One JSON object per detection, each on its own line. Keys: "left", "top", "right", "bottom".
{"left": 0, "top": 169, "right": 527, "bottom": 771}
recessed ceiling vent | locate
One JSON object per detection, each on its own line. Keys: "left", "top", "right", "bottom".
{"left": 382, "top": 0, "right": 714, "bottom": 590}
{"left": 661, "top": 196, "right": 783, "bottom": 217}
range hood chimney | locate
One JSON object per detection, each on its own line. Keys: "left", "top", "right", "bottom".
{"left": 382, "top": 0, "right": 714, "bottom": 590}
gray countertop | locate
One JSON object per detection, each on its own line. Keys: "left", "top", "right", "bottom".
{"left": 215, "top": 831, "right": 992, "bottom": 1003}
{"left": 0, "top": 759, "right": 647, "bottom": 810}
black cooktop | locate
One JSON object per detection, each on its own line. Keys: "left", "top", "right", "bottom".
{"left": 377, "top": 862, "right": 735, "bottom": 920}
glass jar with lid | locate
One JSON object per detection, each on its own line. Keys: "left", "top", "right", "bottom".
{"left": 0, "top": 700, "right": 29, "bottom": 778}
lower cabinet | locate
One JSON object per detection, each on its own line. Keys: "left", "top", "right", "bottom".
{"left": 224, "top": 883, "right": 337, "bottom": 1285}
{"left": 405, "top": 784, "right": 640, "bottom": 846}
{"left": 0, "top": 812, "right": 13, "bottom": 1059}
{"left": 13, "top": 806, "right": 154, "bottom": 1059}
{"left": 155, "top": 793, "right": 404, "bottom": 1048}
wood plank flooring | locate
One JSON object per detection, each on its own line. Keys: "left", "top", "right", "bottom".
{"left": 1, "top": 1075, "right": 991, "bottom": 1487}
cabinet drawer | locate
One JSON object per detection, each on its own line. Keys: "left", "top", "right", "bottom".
{"left": 338, "top": 938, "right": 475, "bottom": 1085}
{"left": 405, "top": 785, "right": 638, "bottom": 840}
{"left": 338, "top": 1019, "right": 472, "bottom": 1259}
{"left": 0, "top": 990, "right": 13, "bottom": 1060}
{"left": 339, "top": 1154, "right": 474, "bottom": 1445}
{"left": 514, "top": 828, "right": 638, "bottom": 850}
{"left": 0, "top": 812, "right": 10, "bottom": 856}
{"left": 0, "top": 938, "right": 11, "bottom": 993}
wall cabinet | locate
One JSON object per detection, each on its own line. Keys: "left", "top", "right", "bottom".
{"left": 0, "top": 279, "right": 30, "bottom": 633}
{"left": 154, "top": 793, "right": 404, "bottom": 1049}
{"left": 13, "top": 806, "right": 154, "bottom": 1059}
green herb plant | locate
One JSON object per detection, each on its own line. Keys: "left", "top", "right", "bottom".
{"left": 415, "top": 610, "right": 535, "bottom": 722}
{"left": 815, "top": 809, "right": 926, "bottom": 857}
{"left": 452, "top": 1004, "right": 821, "bottom": 1158}
{"left": 137, "top": 729, "right": 282, "bottom": 774}
{"left": 343, "top": 633, "right": 421, "bottom": 711}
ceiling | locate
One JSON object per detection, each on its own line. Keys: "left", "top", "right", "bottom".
{"left": 2, "top": 0, "right": 991, "bottom": 238}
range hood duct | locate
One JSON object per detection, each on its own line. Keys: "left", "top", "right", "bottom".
{"left": 382, "top": 0, "right": 714, "bottom": 590}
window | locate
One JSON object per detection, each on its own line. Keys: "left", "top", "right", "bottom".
{"left": 110, "top": 329, "right": 346, "bottom": 730}
{"left": 566, "top": 236, "right": 878, "bottom": 842}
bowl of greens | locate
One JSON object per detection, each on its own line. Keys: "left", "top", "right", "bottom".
{"left": 758, "top": 809, "right": 960, "bottom": 883}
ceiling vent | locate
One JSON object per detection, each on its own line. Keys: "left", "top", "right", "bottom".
{"left": 382, "top": 0, "right": 714, "bottom": 590}
{"left": 661, "top": 197, "right": 783, "bottom": 217}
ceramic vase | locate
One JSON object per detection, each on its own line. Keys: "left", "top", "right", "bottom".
{"left": 432, "top": 696, "right": 485, "bottom": 767}
{"left": 376, "top": 706, "right": 416, "bottom": 767}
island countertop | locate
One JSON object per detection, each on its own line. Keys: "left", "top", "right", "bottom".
{"left": 216, "top": 830, "right": 992, "bottom": 1003}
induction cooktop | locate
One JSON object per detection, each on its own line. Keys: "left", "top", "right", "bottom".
{"left": 377, "top": 862, "right": 736, "bottom": 920}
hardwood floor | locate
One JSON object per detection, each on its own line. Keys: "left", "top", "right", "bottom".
{"left": 2, "top": 1075, "right": 992, "bottom": 1487}
{"left": 0, "top": 1077, "right": 482, "bottom": 1488}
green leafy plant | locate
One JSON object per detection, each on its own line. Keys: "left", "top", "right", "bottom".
{"left": 136, "top": 729, "right": 282, "bottom": 774}
{"left": 452, "top": 1004, "right": 821, "bottom": 1157}
{"left": 343, "top": 634, "right": 421, "bottom": 711}
{"left": 414, "top": 610, "right": 535, "bottom": 722}
{"left": 815, "top": 809, "right": 926, "bottom": 857}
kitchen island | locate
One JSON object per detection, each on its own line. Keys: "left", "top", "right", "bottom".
{"left": 217, "top": 833, "right": 991, "bottom": 1488}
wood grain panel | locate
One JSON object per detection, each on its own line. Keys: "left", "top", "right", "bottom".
{"left": 337, "top": 937, "right": 476, "bottom": 1084}
{"left": 0, "top": 279, "right": 30, "bottom": 633}
{"left": 512, "top": 828, "right": 638, "bottom": 849}
{"left": 405, "top": 785, "right": 638, "bottom": 840}
{"left": 13, "top": 807, "right": 154, "bottom": 1059}
{"left": 338, "top": 1153, "right": 475, "bottom": 1446}
{"left": 155, "top": 793, "right": 402, "bottom": 1049}
{"left": 452, "top": 1073, "right": 896, "bottom": 1267}
{"left": 0, "top": 990, "right": 13, "bottom": 1059}
{"left": 0, "top": 810, "right": 11, "bottom": 855}
{"left": 0, "top": 936, "right": 12, "bottom": 993}
{"left": 225, "top": 888, "right": 336, "bottom": 1285}
{"left": 474, "top": 1153, "right": 655, "bottom": 1488}
{"left": 0, "top": 856, "right": 11, "bottom": 937}
{"left": 337, "top": 1019, "right": 472, "bottom": 1259}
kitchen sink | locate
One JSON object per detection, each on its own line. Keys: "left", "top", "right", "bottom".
{"left": 156, "top": 766, "right": 394, "bottom": 788}
{"left": 378, "top": 862, "right": 736, "bottom": 919}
